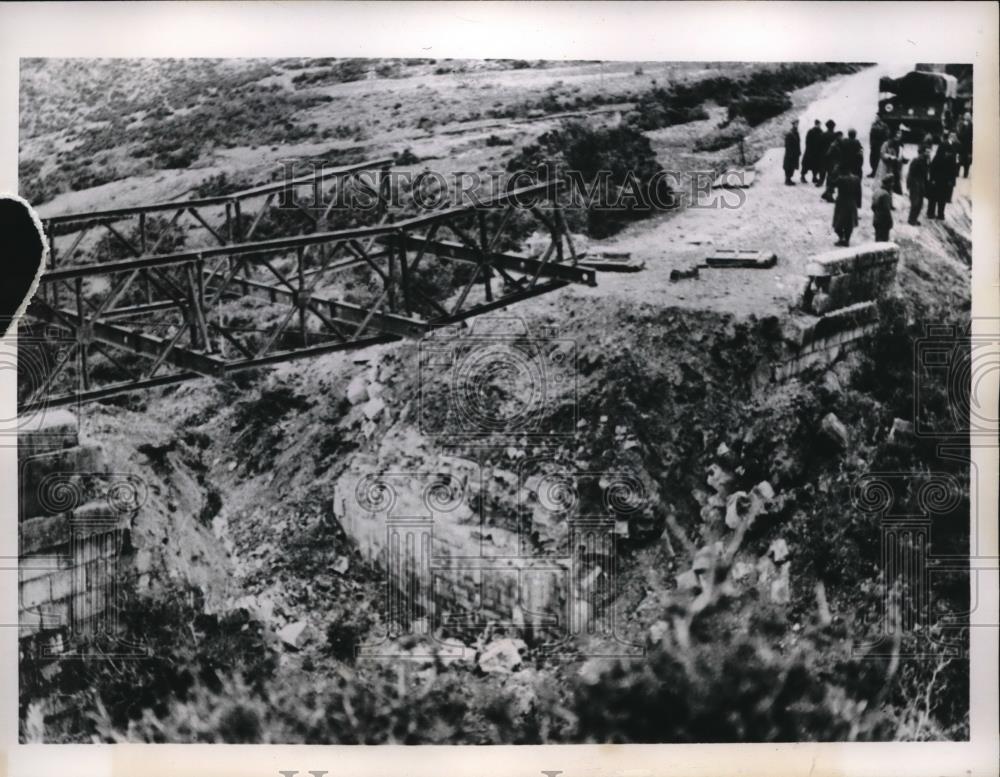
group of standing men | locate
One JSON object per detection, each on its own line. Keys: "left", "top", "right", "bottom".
{"left": 781, "top": 111, "right": 971, "bottom": 247}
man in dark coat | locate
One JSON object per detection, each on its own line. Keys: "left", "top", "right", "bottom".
{"left": 832, "top": 170, "right": 862, "bottom": 246}
{"left": 872, "top": 175, "right": 895, "bottom": 242}
{"left": 815, "top": 119, "right": 836, "bottom": 186}
{"left": 868, "top": 117, "right": 890, "bottom": 177}
{"left": 783, "top": 119, "right": 801, "bottom": 185}
{"left": 801, "top": 119, "right": 824, "bottom": 183}
{"left": 957, "top": 112, "right": 972, "bottom": 178}
{"left": 840, "top": 128, "right": 864, "bottom": 178}
{"left": 926, "top": 133, "right": 960, "bottom": 220}
{"left": 906, "top": 145, "right": 929, "bottom": 225}
{"left": 821, "top": 131, "right": 843, "bottom": 202}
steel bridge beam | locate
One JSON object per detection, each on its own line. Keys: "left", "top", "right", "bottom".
{"left": 210, "top": 274, "right": 429, "bottom": 339}
{"left": 37, "top": 181, "right": 563, "bottom": 284}
{"left": 43, "top": 158, "right": 395, "bottom": 226}
{"left": 393, "top": 234, "right": 597, "bottom": 287}
{"left": 29, "top": 300, "right": 226, "bottom": 377}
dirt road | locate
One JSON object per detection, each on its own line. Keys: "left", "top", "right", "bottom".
{"left": 526, "top": 65, "right": 970, "bottom": 324}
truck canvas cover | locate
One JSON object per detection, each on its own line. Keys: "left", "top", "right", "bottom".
{"left": 879, "top": 70, "right": 958, "bottom": 100}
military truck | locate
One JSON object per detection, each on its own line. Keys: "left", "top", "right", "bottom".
{"left": 878, "top": 65, "right": 971, "bottom": 140}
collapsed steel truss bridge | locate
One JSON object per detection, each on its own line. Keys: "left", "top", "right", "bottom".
{"left": 20, "top": 158, "right": 596, "bottom": 413}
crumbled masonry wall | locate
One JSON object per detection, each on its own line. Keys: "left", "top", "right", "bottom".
{"left": 331, "top": 415, "right": 626, "bottom": 649}
{"left": 18, "top": 410, "right": 133, "bottom": 650}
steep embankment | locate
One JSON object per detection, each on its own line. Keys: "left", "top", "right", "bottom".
{"left": 31, "top": 63, "right": 972, "bottom": 742}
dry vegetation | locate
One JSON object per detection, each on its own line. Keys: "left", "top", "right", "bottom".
{"left": 19, "top": 58, "right": 969, "bottom": 745}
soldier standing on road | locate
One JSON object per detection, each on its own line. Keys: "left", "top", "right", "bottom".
{"left": 832, "top": 168, "right": 862, "bottom": 246}
{"left": 815, "top": 119, "right": 836, "bottom": 186}
{"left": 872, "top": 175, "right": 895, "bottom": 241}
{"left": 906, "top": 145, "right": 929, "bottom": 226}
{"left": 926, "top": 134, "right": 960, "bottom": 220}
{"left": 801, "top": 119, "right": 824, "bottom": 183}
{"left": 783, "top": 119, "right": 801, "bottom": 185}
{"left": 841, "top": 128, "right": 864, "bottom": 178}
{"left": 957, "top": 112, "right": 972, "bottom": 178}
{"left": 821, "top": 131, "right": 843, "bottom": 202}
{"left": 868, "top": 117, "right": 890, "bottom": 177}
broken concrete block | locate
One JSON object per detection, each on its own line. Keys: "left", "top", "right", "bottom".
{"left": 478, "top": 637, "right": 527, "bottom": 674}
{"left": 753, "top": 480, "right": 775, "bottom": 502}
{"left": 888, "top": 417, "right": 914, "bottom": 443}
{"left": 277, "top": 620, "right": 309, "bottom": 650}
{"left": 362, "top": 396, "right": 385, "bottom": 421}
{"left": 820, "top": 412, "right": 850, "bottom": 449}
{"left": 675, "top": 568, "right": 700, "bottom": 592}
{"left": 346, "top": 375, "right": 369, "bottom": 405}
{"left": 768, "top": 538, "right": 790, "bottom": 564}
{"left": 648, "top": 620, "right": 670, "bottom": 645}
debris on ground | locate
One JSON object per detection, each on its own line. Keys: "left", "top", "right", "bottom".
{"left": 277, "top": 620, "right": 310, "bottom": 651}
{"left": 820, "top": 412, "right": 850, "bottom": 449}
{"left": 580, "top": 251, "right": 646, "bottom": 272}
{"left": 477, "top": 638, "right": 527, "bottom": 674}
{"left": 705, "top": 249, "right": 777, "bottom": 268}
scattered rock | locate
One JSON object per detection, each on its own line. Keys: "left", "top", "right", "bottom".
{"left": 770, "top": 564, "right": 791, "bottom": 604}
{"left": 888, "top": 417, "right": 914, "bottom": 442}
{"left": 768, "top": 537, "right": 790, "bottom": 564}
{"left": 725, "top": 490, "right": 753, "bottom": 529}
{"left": 731, "top": 560, "right": 756, "bottom": 582}
{"left": 675, "top": 568, "right": 700, "bottom": 591}
{"left": 277, "top": 620, "right": 310, "bottom": 650}
{"left": 706, "top": 463, "right": 734, "bottom": 496}
{"left": 436, "top": 637, "right": 474, "bottom": 666}
{"left": 362, "top": 396, "right": 386, "bottom": 421}
{"left": 478, "top": 637, "right": 527, "bottom": 674}
{"left": 648, "top": 619, "right": 670, "bottom": 644}
{"left": 820, "top": 412, "right": 850, "bottom": 449}
{"left": 346, "top": 375, "right": 369, "bottom": 405}
{"left": 753, "top": 480, "right": 775, "bottom": 501}
{"left": 332, "top": 555, "right": 350, "bottom": 574}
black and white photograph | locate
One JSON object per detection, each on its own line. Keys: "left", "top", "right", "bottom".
{"left": 0, "top": 1, "right": 997, "bottom": 772}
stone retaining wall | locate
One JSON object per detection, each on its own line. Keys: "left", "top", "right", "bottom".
{"left": 773, "top": 242, "right": 899, "bottom": 380}
{"left": 18, "top": 411, "right": 137, "bottom": 652}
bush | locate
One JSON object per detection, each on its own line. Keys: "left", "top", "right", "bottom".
{"left": 507, "top": 120, "right": 675, "bottom": 238}
{"left": 693, "top": 117, "right": 751, "bottom": 152}
{"left": 19, "top": 583, "right": 277, "bottom": 741}
{"left": 728, "top": 91, "right": 793, "bottom": 126}
{"left": 191, "top": 171, "right": 254, "bottom": 198}
{"left": 573, "top": 606, "right": 893, "bottom": 742}
{"left": 485, "top": 134, "right": 513, "bottom": 147}
{"left": 627, "top": 85, "right": 710, "bottom": 131}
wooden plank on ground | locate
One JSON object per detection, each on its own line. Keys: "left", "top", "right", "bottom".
{"left": 705, "top": 249, "right": 776, "bottom": 269}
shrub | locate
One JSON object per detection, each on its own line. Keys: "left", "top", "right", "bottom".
{"left": 573, "top": 607, "right": 893, "bottom": 742}
{"left": 727, "top": 91, "right": 793, "bottom": 126}
{"left": 507, "top": 120, "right": 675, "bottom": 238}
{"left": 693, "top": 117, "right": 751, "bottom": 152}
{"left": 485, "top": 134, "right": 514, "bottom": 147}
{"left": 19, "top": 583, "right": 277, "bottom": 741}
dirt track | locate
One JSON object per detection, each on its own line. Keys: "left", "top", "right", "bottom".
{"left": 519, "top": 64, "right": 971, "bottom": 323}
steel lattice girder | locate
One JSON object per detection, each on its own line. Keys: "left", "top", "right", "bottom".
{"left": 21, "top": 177, "right": 590, "bottom": 411}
